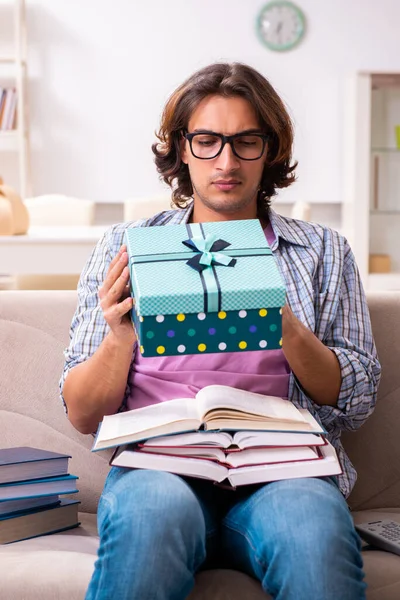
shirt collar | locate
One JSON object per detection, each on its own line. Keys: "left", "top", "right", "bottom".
{"left": 171, "top": 201, "right": 308, "bottom": 249}
{"left": 267, "top": 208, "right": 309, "bottom": 249}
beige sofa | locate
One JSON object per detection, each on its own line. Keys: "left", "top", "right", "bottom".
{"left": 0, "top": 290, "right": 399, "bottom": 600}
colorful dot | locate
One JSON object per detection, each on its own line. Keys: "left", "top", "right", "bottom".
{"left": 140, "top": 345, "right": 144, "bottom": 354}
{"left": 218, "top": 342, "right": 227, "bottom": 351}
{"left": 249, "top": 325, "right": 257, "bottom": 333}
{"left": 139, "top": 316, "right": 144, "bottom": 323}
{"left": 188, "top": 328, "right": 196, "bottom": 337}
{"left": 239, "top": 341, "right": 247, "bottom": 349}
{"left": 156, "top": 315, "right": 165, "bottom": 323}
{"left": 269, "top": 323, "right": 277, "bottom": 332}
{"left": 218, "top": 311, "right": 227, "bottom": 319}
{"left": 239, "top": 310, "right": 247, "bottom": 318}
{"left": 156, "top": 346, "right": 165, "bottom": 354}
{"left": 259, "top": 309, "right": 268, "bottom": 317}
{"left": 146, "top": 331, "right": 155, "bottom": 339}
{"left": 259, "top": 340, "right": 268, "bottom": 348}
{"left": 177, "top": 313, "right": 186, "bottom": 321}
{"left": 198, "top": 343, "right": 206, "bottom": 352}
{"left": 197, "top": 312, "right": 206, "bottom": 320}
{"left": 208, "top": 328, "right": 216, "bottom": 335}
{"left": 177, "top": 345, "right": 186, "bottom": 353}
{"left": 228, "top": 326, "right": 237, "bottom": 334}
{"left": 167, "top": 330, "right": 175, "bottom": 338}
{"left": 279, "top": 338, "right": 283, "bottom": 346}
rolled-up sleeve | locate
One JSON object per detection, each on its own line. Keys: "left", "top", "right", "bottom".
{"left": 292, "top": 243, "right": 381, "bottom": 432}
{"left": 58, "top": 226, "right": 134, "bottom": 413}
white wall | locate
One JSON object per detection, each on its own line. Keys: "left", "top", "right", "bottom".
{"left": 1, "top": 0, "right": 400, "bottom": 204}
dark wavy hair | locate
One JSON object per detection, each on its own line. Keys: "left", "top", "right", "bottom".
{"left": 152, "top": 62, "right": 297, "bottom": 215}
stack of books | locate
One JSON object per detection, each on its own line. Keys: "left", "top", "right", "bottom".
{"left": 0, "top": 447, "right": 80, "bottom": 545}
{"left": 92, "top": 385, "right": 342, "bottom": 488}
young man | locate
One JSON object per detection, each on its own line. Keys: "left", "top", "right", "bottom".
{"left": 60, "top": 63, "right": 381, "bottom": 600}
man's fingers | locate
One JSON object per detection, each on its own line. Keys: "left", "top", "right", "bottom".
{"left": 100, "top": 266, "right": 130, "bottom": 309}
{"left": 108, "top": 245, "right": 127, "bottom": 270}
{"left": 120, "top": 284, "right": 132, "bottom": 301}
{"left": 103, "top": 296, "right": 133, "bottom": 325}
{"left": 100, "top": 251, "right": 129, "bottom": 298}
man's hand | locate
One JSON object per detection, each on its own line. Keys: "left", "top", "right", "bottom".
{"left": 281, "top": 303, "right": 306, "bottom": 351}
{"left": 99, "top": 244, "right": 136, "bottom": 344}
{"left": 280, "top": 303, "right": 341, "bottom": 407}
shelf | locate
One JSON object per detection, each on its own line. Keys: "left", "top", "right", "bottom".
{"left": 371, "top": 148, "right": 400, "bottom": 153}
{"left": 370, "top": 210, "right": 400, "bottom": 215}
{"left": 0, "top": 56, "right": 16, "bottom": 64}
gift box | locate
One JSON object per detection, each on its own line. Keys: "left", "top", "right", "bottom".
{"left": 125, "top": 219, "right": 286, "bottom": 357}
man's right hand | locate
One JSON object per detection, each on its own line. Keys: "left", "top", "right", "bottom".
{"left": 99, "top": 244, "right": 136, "bottom": 344}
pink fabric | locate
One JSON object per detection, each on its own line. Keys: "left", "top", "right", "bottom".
{"left": 126, "top": 222, "right": 290, "bottom": 410}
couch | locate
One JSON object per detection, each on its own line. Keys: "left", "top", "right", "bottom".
{"left": 0, "top": 290, "right": 399, "bottom": 600}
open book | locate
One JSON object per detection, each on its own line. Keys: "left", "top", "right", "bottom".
{"left": 139, "top": 430, "right": 327, "bottom": 450}
{"left": 92, "top": 385, "right": 325, "bottom": 452}
{"left": 110, "top": 440, "right": 341, "bottom": 487}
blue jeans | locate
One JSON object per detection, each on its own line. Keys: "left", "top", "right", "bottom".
{"left": 85, "top": 467, "right": 366, "bottom": 600}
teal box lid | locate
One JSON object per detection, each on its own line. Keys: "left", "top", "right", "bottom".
{"left": 125, "top": 219, "right": 286, "bottom": 316}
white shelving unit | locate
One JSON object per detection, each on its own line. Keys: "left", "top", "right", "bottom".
{"left": 0, "top": 0, "right": 31, "bottom": 197}
{"left": 343, "top": 72, "right": 400, "bottom": 291}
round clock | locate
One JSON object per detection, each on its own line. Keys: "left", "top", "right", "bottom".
{"left": 257, "top": 1, "right": 306, "bottom": 52}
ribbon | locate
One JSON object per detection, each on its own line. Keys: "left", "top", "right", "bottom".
{"left": 181, "top": 224, "right": 237, "bottom": 312}
{"left": 182, "top": 233, "right": 237, "bottom": 272}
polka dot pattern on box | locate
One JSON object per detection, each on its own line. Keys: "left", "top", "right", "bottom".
{"left": 131, "top": 306, "right": 282, "bottom": 356}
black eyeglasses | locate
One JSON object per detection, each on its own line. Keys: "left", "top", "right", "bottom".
{"left": 183, "top": 130, "right": 269, "bottom": 161}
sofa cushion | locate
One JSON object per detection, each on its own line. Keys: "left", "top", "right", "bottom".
{"left": 0, "top": 510, "right": 399, "bottom": 600}
{"left": 0, "top": 513, "right": 269, "bottom": 600}
{"left": 0, "top": 513, "right": 98, "bottom": 600}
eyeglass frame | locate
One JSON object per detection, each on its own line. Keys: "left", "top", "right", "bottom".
{"left": 182, "top": 130, "right": 270, "bottom": 161}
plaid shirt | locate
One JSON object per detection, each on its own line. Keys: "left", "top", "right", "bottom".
{"left": 60, "top": 202, "right": 381, "bottom": 498}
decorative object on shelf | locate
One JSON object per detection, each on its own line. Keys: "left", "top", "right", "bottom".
{"left": 369, "top": 254, "right": 391, "bottom": 274}
{"left": 395, "top": 125, "right": 400, "bottom": 150}
{"left": 0, "top": 179, "right": 29, "bottom": 235}
{"left": 256, "top": 1, "right": 306, "bottom": 52}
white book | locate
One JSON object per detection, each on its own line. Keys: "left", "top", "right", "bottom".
{"left": 92, "top": 385, "right": 325, "bottom": 452}
{"left": 140, "top": 429, "right": 326, "bottom": 450}
{"left": 111, "top": 440, "right": 342, "bottom": 488}
{"left": 138, "top": 444, "right": 320, "bottom": 467}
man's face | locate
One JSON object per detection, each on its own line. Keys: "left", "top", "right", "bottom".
{"left": 181, "top": 95, "right": 267, "bottom": 217}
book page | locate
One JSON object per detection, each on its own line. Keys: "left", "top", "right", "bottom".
{"left": 225, "top": 445, "right": 319, "bottom": 468}
{"left": 94, "top": 397, "right": 200, "bottom": 446}
{"left": 232, "top": 431, "right": 326, "bottom": 448}
{"left": 197, "top": 385, "right": 307, "bottom": 424}
{"left": 140, "top": 431, "right": 233, "bottom": 448}
{"left": 139, "top": 446, "right": 227, "bottom": 461}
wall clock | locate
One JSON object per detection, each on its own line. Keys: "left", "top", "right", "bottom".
{"left": 257, "top": 1, "right": 306, "bottom": 52}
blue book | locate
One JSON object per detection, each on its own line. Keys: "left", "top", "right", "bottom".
{"left": 0, "top": 495, "right": 61, "bottom": 518}
{"left": 0, "top": 447, "right": 70, "bottom": 484}
{"left": 0, "top": 474, "right": 78, "bottom": 501}
{"left": 0, "top": 499, "right": 80, "bottom": 544}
